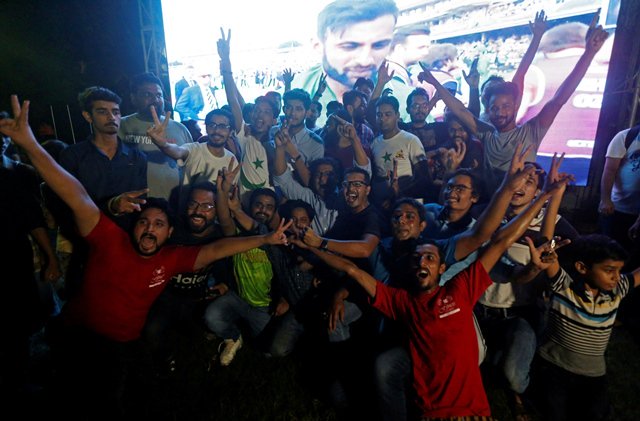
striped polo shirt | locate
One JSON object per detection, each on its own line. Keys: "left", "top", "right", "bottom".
{"left": 538, "top": 268, "right": 631, "bottom": 377}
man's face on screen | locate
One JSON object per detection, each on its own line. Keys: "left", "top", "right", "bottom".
{"left": 321, "top": 15, "right": 395, "bottom": 88}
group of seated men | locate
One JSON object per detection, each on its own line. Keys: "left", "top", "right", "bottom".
{"left": 1, "top": 13, "right": 639, "bottom": 421}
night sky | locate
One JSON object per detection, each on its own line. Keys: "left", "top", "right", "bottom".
{"left": 1, "top": 0, "right": 147, "bottom": 141}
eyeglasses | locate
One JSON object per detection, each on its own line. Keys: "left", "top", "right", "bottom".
{"left": 444, "top": 184, "right": 472, "bottom": 194}
{"left": 206, "top": 122, "right": 231, "bottom": 131}
{"left": 410, "top": 103, "right": 430, "bottom": 110}
{"left": 342, "top": 181, "right": 368, "bottom": 189}
{"left": 187, "top": 201, "right": 216, "bottom": 212}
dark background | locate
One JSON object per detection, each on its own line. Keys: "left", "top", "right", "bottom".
{"left": 0, "top": 0, "right": 145, "bottom": 142}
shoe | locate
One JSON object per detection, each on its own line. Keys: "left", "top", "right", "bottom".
{"left": 219, "top": 336, "right": 243, "bottom": 366}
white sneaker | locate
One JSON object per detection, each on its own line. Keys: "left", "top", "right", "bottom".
{"left": 219, "top": 336, "right": 243, "bottom": 366}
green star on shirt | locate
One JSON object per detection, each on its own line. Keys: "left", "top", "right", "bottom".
{"left": 252, "top": 158, "right": 264, "bottom": 169}
{"left": 382, "top": 152, "right": 392, "bottom": 163}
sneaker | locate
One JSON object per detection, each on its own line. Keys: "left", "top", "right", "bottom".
{"left": 219, "top": 336, "right": 243, "bottom": 366}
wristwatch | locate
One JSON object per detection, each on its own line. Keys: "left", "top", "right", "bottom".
{"left": 319, "top": 239, "right": 329, "bottom": 251}
{"left": 290, "top": 154, "right": 302, "bottom": 165}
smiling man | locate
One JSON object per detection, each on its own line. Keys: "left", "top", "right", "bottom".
{"left": 120, "top": 72, "right": 193, "bottom": 203}
{"left": 292, "top": 0, "right": 398, "bottom": 125}
{"left": 0, "top": 96, "right": 291, "bottom": 417}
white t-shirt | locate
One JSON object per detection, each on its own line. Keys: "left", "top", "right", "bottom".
{"left": 236, "top": 122, "right": 274, "bottom": 203}
{"left": 181, "top": 142, "right": 237, "bottom": 186}
{"left": 606, "top": 128, "right": 640, "bottom": 214}
{"left": 371, "top": 130, "right": 425, "bottom": 178}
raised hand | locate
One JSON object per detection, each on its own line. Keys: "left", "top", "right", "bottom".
{"left": 227, "top": 185, "right": 242, "bottom": 213}
{"left": 217, "top": 27, "right": 232, "bottom": 74}
{"left": 301, "top": 226, "right": 323, "bottom": 248}
{"left": 504, "top": 143, "right": 536, "bottom": 191}
{"left": 585, "top": 10, "right": 609, "bottom": 53}
{"left": 146, "top": 106, "right": 171, "bottom": 143}
{"left": 462, "top": 57, "right": 480, "bottom": 89}
{"left": 0, "top": 95, "right": 35, "bottom": 146}
{"left": 266, "top": 218, "right": 293, "bottom": 245}
{"left": 109, "top": 188, "right": 150, "bottom": 214}
{"left": 530, "top": 10, "right": 548, "bottom": 38}
{"left": 443, "top": 140, "right": 467, "bottom": 172}
{"left": 217, "top": 157, "right": 240, "bottom": 195}
{"left": 314, "top": 73, "right": 328, "bottom": 98}
{"left": 332, "top": 114, "right": 358, "bottom": 143}
{"left": 377, "top": 61, "right": 395, "bottom": 87}
{"left": 282, "top": 68, "right": 294, "bottom": 85}
{"left": 417, "top": 65, "right": 438, "bottom": 86}
{"left": 543, "top": 152, "right": 575, "bottom": 194}
{"left": 525, "top": 236, "right": 571, "bottom": 272}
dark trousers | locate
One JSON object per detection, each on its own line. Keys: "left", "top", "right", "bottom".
{"left": 533, "top": 357, "right": 609, "bottom": 421}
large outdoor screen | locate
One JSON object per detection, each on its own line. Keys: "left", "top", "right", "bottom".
{"left": 160, "top": 0, "right": 620, "bottom": 186}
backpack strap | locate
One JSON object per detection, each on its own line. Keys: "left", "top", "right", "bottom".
{"left": 625, "top": 125, "right": 640, "bottom": 150}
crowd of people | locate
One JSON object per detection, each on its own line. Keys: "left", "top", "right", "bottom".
{"left": 2, "top": 1, "right": 639, "bottom": 421}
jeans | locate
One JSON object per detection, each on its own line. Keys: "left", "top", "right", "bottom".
{"left": 479, "top": 312, "right": 537, "bottom": 394}
{"left": 373, "top": 346, "right": 412, "bottom": 421}
{"left": 203, "top": 291, "right": 271, "bottom": 340}
{"left": 269, "top": 311, "right": 305, "bottom": 357}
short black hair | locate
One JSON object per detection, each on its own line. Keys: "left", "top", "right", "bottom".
{"left": 326, "top": 101, "right": 344, "bottom": 115}
{"left": 354, "top": 77, "right": 374, "bottom": 91}
{"left": 249, "top": 187, "right": 278, "bottom": 208}
{"left": 343, "top": 166, "right": 371, "bottom": 185}
{"left": 376, "top": 95, "right": 400, "bottom": 113}
{"left": 448, "top": 168, "right": 483, "bottom": 200}
{"left": 137, "top": 197, "right": 176, "bottom": 227}
{"left": 279, "top": 199, "right": 316, "bottom": 223}
{"left": 254, "top": 96, "right": 280, "bottom": 118}
{"left": 567, "top": 234, "right": 628, "bottom": 268}
{"left": 524, "top": 161, "right": 546, "bottom": 190}
{"left": 310, "top": 100, "right": 323, "bottom": 113}
{"left": 205, "top": 108, "right": 235, "bottom": 129}
{"left": 342, "top": 90, "right": 367, "bottom": 108}
{"left": 482, "top": 81, "right": 519, "bottom": 107}
{"left": 130, "top": 72, "right": 164, "bottom": 93}
{"left": 407, "top": 87, "right": 429, "bottom": 108}
{"left": 78, "top": 86, "right": 122, "bottom": 113}
{"left": 189, "top": 181, "right": 217, "bottom": 198}
{"left": 283, "top": 88, "right": 311, "bottom": 110}
{"left": 393, "top": 197, "right": 426, "bottom": 222}
{"left": 317, "top": 0, "right": 398, "bottom": 41}
{"left": 417, "top": 238, "right": 445, "bottom": 263}
{"left": 310, "top": 157, "right": 343, "bottom": 182}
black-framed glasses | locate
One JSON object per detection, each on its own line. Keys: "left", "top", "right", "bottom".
{"left": 444, "top": 184, "right": 472, "bottom": 194}
{"left": 206, "top": 122, "right": 231, "bottom": 131}
{"left": 187, "top": 201, "right": 216, "bottom": 212}
{"left": 342, "top": 180, "right": 368, "bottom": 189}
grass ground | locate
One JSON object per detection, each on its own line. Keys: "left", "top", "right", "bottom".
{"left": 20, "top": 322, "right": 640, "bottom": 420}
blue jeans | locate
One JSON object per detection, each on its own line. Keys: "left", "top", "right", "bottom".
{"left": 203, "top": 291, "right": 271, "bottom": 340}
{"left": 373, "top": 346, "right": 411, "bottom": 421}
{"left": 481, "top": 315, "right": 537, "bottom": 394}
{"left": 269, "top": 311, "right": 305, "bottom": 357}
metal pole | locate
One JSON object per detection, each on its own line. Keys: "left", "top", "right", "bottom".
{"left": 66, "top": 104, "right": 76, "bottom": 144}
{"left": 49, "top": 105, "right": 58, "bottom": 139}
{"left": 628, "top": 71, "right": 640, "bottom": 128}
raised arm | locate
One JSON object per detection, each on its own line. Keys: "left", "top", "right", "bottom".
{"left": 218, "top": 28, "right": 244, "bottom": 133}
{"left": 366, "top": 61, "right": 395, "bottom": 130}
{"left": 193, "top": 218, "right": 292, "bottom": 270}
{"left": 598, "top": 156, "right": 620, "bottom": 215}
{"left": 302, "top": 226, "right": 379, "bottom": 259}
{"left": 463, "top": 57, "right": 481, "bottom": 117}
{"left": 511, "top": 10, "right": 547, "bottom": 111}
{"left": 535, "top": 16, "right": 608, "bottom": 129}
{"left": 454, "top": 143, "right": 534, "bottom": 260}
{"left": 480, "top": 162, "right": 574, "bottom": 272}
{"left": 275, "top": 122, "right": 311, "bottom": 186}
{"left": 332, "top": 114, "right": 370, "bottom": 168}
{"left": 309, "top": 248, "right": 377, "bottom": 297}
{"left": 215, "top": 159, "right": 243, "bottom": 236}
{"left": 419, "top": 66, "right": 480, "bottom": 135}
{"left": 0, "top": 96, "right": 99, "bottom": 236}
{"left": 146, "top": 107, "right": 189, "bottom": 160}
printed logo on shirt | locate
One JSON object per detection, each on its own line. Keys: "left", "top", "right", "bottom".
{"left": 394, "top": 150, "right": 406, "bottom": 160}
{"left": 437, "top": 295, "right": 461, "bottom": 318}
{"left": 149, "top": 266, "right": 168, "bottom": 288}
{"left": 124, "top": 134, "right": 177, "bottom": 146}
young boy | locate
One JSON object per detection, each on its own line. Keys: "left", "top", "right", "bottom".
{"left": 527, "top": 233, "right": 640, "bottom": 420}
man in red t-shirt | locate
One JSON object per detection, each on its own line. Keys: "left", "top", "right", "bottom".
{"left": 0, "top": 95, "right": 291, "bottom": 418}
{"left": 302, "top": 156, "right": 571, "bottom": 418}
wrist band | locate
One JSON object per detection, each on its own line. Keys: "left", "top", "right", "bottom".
{"left": 319, "top": 239, "right": 329, "bottom": 251}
